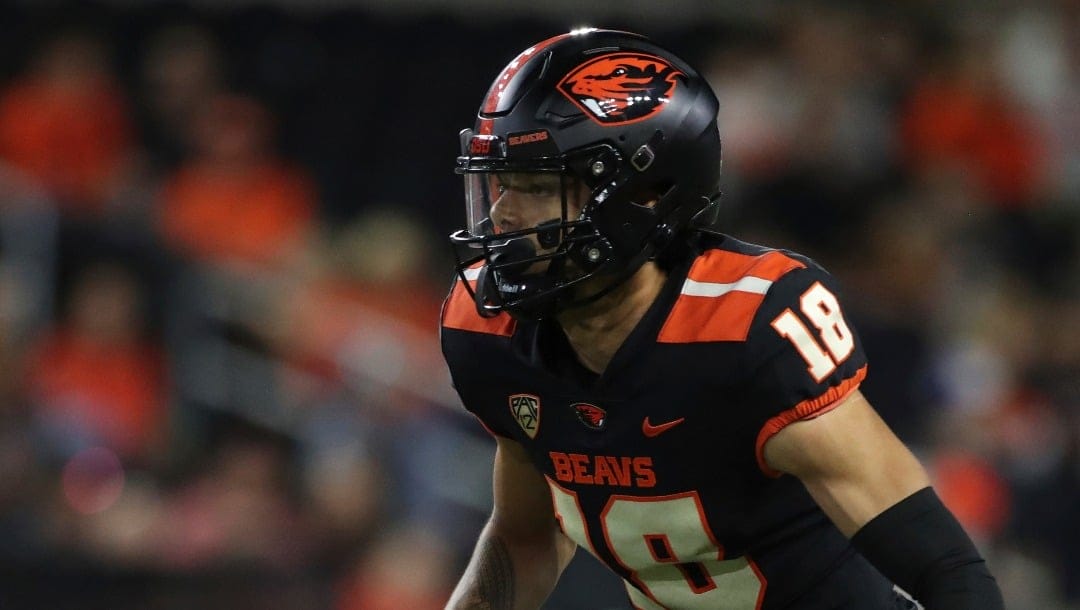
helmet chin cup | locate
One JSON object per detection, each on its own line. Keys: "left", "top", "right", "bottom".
{"left": 473, "top": 264, "right": 501, "bottom": 318}
{"left": 489, "top": 236, "right": 537, "bottom": 280}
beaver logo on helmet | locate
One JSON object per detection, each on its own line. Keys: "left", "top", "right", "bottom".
{"left": 558, "top": 52, "right": 683, "bottom": 125}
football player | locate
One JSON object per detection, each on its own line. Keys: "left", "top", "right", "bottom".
{"left": 441, "top": 29, "right": 1004, "bottom": 609}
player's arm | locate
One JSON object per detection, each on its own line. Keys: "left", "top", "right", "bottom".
{"left": 763, "top": 389, "right": 1004, "bottom": 610}
{"left": 446, "top": 435, "right": 577, "bottom": 610}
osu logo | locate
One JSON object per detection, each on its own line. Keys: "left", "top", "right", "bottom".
{"left": 558, "top": 52, "right": 682, "bottom": 125}
{"left": 509, "top": 393, "right": 540, "bottom": 438}
{"left": 572, "top": 403, "right": 607, "bottom": 431}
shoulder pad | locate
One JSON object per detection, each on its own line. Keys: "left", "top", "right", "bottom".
{"left": 658, "top": 248, "right": 806, "bottom": 343}
{"left": 441, "top": 268, "right": 516, "bottom": 337}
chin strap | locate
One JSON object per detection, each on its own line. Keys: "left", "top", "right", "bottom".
{"left": 555, "top": 244, "right": 655, "bottom": 313}
{"left": 472, "top": 264, "right": 500, "bottom": 318}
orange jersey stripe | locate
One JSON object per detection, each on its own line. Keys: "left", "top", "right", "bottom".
{"left": 688, "top": 249, "right": 806, "bottom": 285}
{"left": 754, "top": 365, "right": 868, "bottom": 478}
{"left": 442, "top": 278, "right": 516, "bottom": 337}
{"left": 658, "top": 250, "right": 806, "bottom": 343}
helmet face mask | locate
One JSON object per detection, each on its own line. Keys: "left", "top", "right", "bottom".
{"left": 451, "top": 29, "right": 722, "bottom": 320}
{"left": 450, "top": 149, "right": 615, "bottom": 320}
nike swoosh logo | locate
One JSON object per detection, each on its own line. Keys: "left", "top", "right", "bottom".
{"left": 642, "top": 416, "right": 685, "bottom": 438}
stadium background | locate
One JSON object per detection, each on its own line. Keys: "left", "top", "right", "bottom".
{"left": 0, "top": 1, "right": 1076, "bottom": 608}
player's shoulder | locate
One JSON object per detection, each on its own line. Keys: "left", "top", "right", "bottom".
{"left": 657, "top": 234, "right": 832, "bottom": 344}
{"left": 440, "top": 266, "right": 517, "bottom": 338}
{"left": 685, "top": 234, "right": 819, "bottom": 285}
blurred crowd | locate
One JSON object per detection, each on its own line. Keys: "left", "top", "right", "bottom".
{"left": 0, "top": 2, "right": 1075, "bottom": 609}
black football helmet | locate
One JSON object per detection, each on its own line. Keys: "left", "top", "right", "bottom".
{"left": 450, "top": 28, "right": 722, "bottom": 320}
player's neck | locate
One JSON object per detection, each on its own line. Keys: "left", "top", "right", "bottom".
{"left": 557, "top": 262, "right": 667, "bottom": 375}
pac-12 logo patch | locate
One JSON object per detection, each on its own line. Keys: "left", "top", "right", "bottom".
{"left": 573, "top": 403, "right": 607, "bottom": 431}
{"left": 558, "top": 52, "right": 682, "bottom": 125}
{"left": 509, "top": 394, "right": 541, "bottom": 438}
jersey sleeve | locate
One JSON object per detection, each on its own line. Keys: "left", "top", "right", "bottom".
{"left": 442, "top": 352, "right": 517, "bottom": 440}
{"left": 741, "top": 264, "right": 868, "bottom": 477}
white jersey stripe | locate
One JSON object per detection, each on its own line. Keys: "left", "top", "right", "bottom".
{"left": 681, "top": 276, "right": 773, "bottom": 297}
{"left": 463, "top": 267, "right": 482, "bottom": 281}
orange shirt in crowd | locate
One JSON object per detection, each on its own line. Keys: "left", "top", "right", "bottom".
{"left": 159, "top": 160, "right": 316, "bottom": 268}
{"left": 0, "top": 78, "right": 132, "bottom": 213}
{"left": 901, "top": 79, "right": 1043, "bottom": 206}
{"left": 932, "top": 449, "right": 1011, "bottom": 541}
{"left": 28, "top": 330, "right": 165, "bottom": 459}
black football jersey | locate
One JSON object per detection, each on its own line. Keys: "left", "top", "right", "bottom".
{"left": 441, "top": 235, "right": 898, "bottom": 609}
